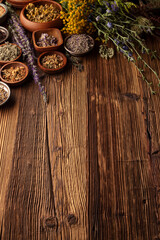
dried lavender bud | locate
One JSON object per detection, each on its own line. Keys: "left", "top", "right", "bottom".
{"left": 0, "top": 42, "right": 20, "bottom": 61}
{"left": 66, "top": 34, "right": 94, "bottom": 54}
{"left": 37, "top": 33, "right": 57, "bottom": 47}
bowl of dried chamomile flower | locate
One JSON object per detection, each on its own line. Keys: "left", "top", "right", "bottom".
{"left": 0, "top": 62, "right": 29, "bottom": 86}
{"left": 38, "top": 51, "right": 67, "bottom": 74}
{"left": 20, "top": 0, "right": 63, "bottom": 32}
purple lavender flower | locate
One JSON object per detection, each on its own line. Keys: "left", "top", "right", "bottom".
{"left": 107, "top": 22, "right": 112, "bottom": 28}
{"left": 7, "top": 5, "right": 47, "bottom": 102}
{"left": 111, "top": 3, "right": 119, "bottom": 11}
{"left": 114, "top": 39, "right": 120, "bottom": 44}
{"left": 103, "top": 1, "right": 109, "bottom": 6}
{"left": 96, "top": 16, "right": 100, "bottom": 22}
{"left": 120, "top": 49, "right": 124, "bottom": 53}
{"left": 106, "top": 9, "right": 111, "bottom": 14}
{"left": 128, "top": 52, "right": 133, "bottom": 57}
{"left": 122, "top": 45, "right": 129, "bottom": 50}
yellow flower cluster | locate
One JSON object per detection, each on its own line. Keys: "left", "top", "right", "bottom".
{"left": 60, "top": 0, "right": 96, "bottom": 35}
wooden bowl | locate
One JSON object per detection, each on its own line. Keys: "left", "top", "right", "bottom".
{"left": 20, "top": 0, "right": 63, "bottom": 32}
{"left": 0, "top": 26, "right": 9, "bottom": 44}
{"left": 38, "top": 51, "right": 67, "bottom": 74}
{"left": 0, "top": 3, "right": 8, "bottom": 25}
{"left": 6, "top": 0, "right": 34, "bottom": 8}
{"left": 32, "top": 28, "right": 63, "bottom": 52}
{"left": 0, "top": 81, "right": 10, "bottom": 106}
{"left": 0, "top": 43, "right": 22, "bottom": 65}
{"left": 64, "top": 34, "right": 95, "bottom": 57}
{"left": 0, "top": 62, "right": 29, "bottom": 86}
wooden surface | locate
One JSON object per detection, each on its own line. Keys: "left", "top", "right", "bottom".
{"left": 0, "top": 36, "right": 160, "bottom": 240}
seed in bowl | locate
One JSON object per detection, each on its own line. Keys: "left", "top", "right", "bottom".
{"left": 41, "top": 54, "right": 63, "bottom": 69}
{"left": 2, "top": 66, "right": 26, "bottom": 82}
{"left": 37, "top": 33, "right": 58, "bottom": 47}
{"left": 0, "top": 86, "right": 8, "bottom": 104}
{"left": 25, "top": 3, "right": 60, "bottom": 23}
{"left": 0, "top": 42, "right": 20, "bottom": 61}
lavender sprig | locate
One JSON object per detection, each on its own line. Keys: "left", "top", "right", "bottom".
{"left": 7, "top": 3, "right": 47, "bottom": 102}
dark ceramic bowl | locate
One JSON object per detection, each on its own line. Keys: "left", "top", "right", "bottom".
{"left": 6, "top": 0, "right": 34, "bottom": 8}
{"left": 38, "top": 51, "right": 67, "bottom": 74}
{"left": 20, "top": 0, "right": 63, "bottom": 32}
{"left": 32, "top": 28, "right": 63, "bottom": 52}
{"left": 0, "top": 3, "right": 8, "bottom": 25}
{"left": 0, "top": 26, "right": 9, "bottom": 44}
{"left": 0, "top": 62, "right": 29, "bottom": 86}
{"left": 0, "top": 43, "right": 22, "bottom": 65}
{"left": 0, "top": 81, "right": 10, "bottom": 106}
{"left": 64, "top": 34, "right": 95, "bottom": 57}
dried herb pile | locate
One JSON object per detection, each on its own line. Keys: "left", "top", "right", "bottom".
{"left": 0, "top": 86, "right": 8, "bottom": 104}
{"left": 0, "top": 42, "right": 20, "bottom": 61}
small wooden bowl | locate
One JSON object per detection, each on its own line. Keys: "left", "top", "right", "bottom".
{"left": 0, "top": 62, "right": 29, "bottom": 86}
{"left": 38, "top": 51, "right": 67, "bottom": 74}
{"left": 20, "top": 0, "right": 63, "bottom": 32}
{"left": 6, "top": 0, "right": 34, "bottom": 8}
{"left": 32, "top": 28, "right": 63, "bottom": 52}
{"left": 0, "top": 43, "right": 22, "bottom": 65}
{"left": 64, "top": 34, "right": 95, "bottom": 57}
{"left": 0, "top": 81, "right": 10, "bottom": 106}
{"left": 0, "top": 26, "right": 9, "bottom": 44}
{"left": 0, "top": 3, "right": 8, "bottom": 25}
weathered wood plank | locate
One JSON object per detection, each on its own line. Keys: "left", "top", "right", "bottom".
{"left": 0, "top": 36, "right": 160, "bottom": 240}
{"left": 87, "top": 40, "right": 160, "bottom": 239}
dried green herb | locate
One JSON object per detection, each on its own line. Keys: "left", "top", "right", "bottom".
{"left": 0, "top": 42, "right": 20, "bottom": 61}
{"left": 99, "top": 45, "right": 114, "bottom": 59}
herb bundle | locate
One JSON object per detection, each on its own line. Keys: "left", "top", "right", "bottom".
{"left": 90, "top": 0, "right": 160, "bottom": 93}
{"left": 6, "top": 3, "right": 47, "bottom": 102}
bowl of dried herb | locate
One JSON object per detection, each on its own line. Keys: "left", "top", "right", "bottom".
{"left": 0, "top": 81, "right": 10, "bottom": 106}
{"left": 20, "top": 0, "right": 63, "bottom": 32}
{"left": 0, "top": 62, "right": 29, "bottom": 86}
{"left": 0, "top": 42, "right": 22, "bottom": 65}
{"left": 38, "top": 51, "right": 67, "bottom": 74}
{"left": 64, "top": 34, "right": 95, "bottom": 57}
{"left": 32, "top": 28, "right": 63, "bottom": 52}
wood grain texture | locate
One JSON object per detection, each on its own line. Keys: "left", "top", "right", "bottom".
{"left": 0, "top": 36, "right": 160, "bottom": 240}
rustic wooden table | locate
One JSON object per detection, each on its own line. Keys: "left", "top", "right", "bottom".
{"left": 0, "top": 36, "right": 160, "bottom": 240}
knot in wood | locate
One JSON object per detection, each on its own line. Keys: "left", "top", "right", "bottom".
{"left": 67, "top": 214, "right": 78, "bottom": 226}
{"left": 45, "top": 216, "right": 58, "bottom": 229}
